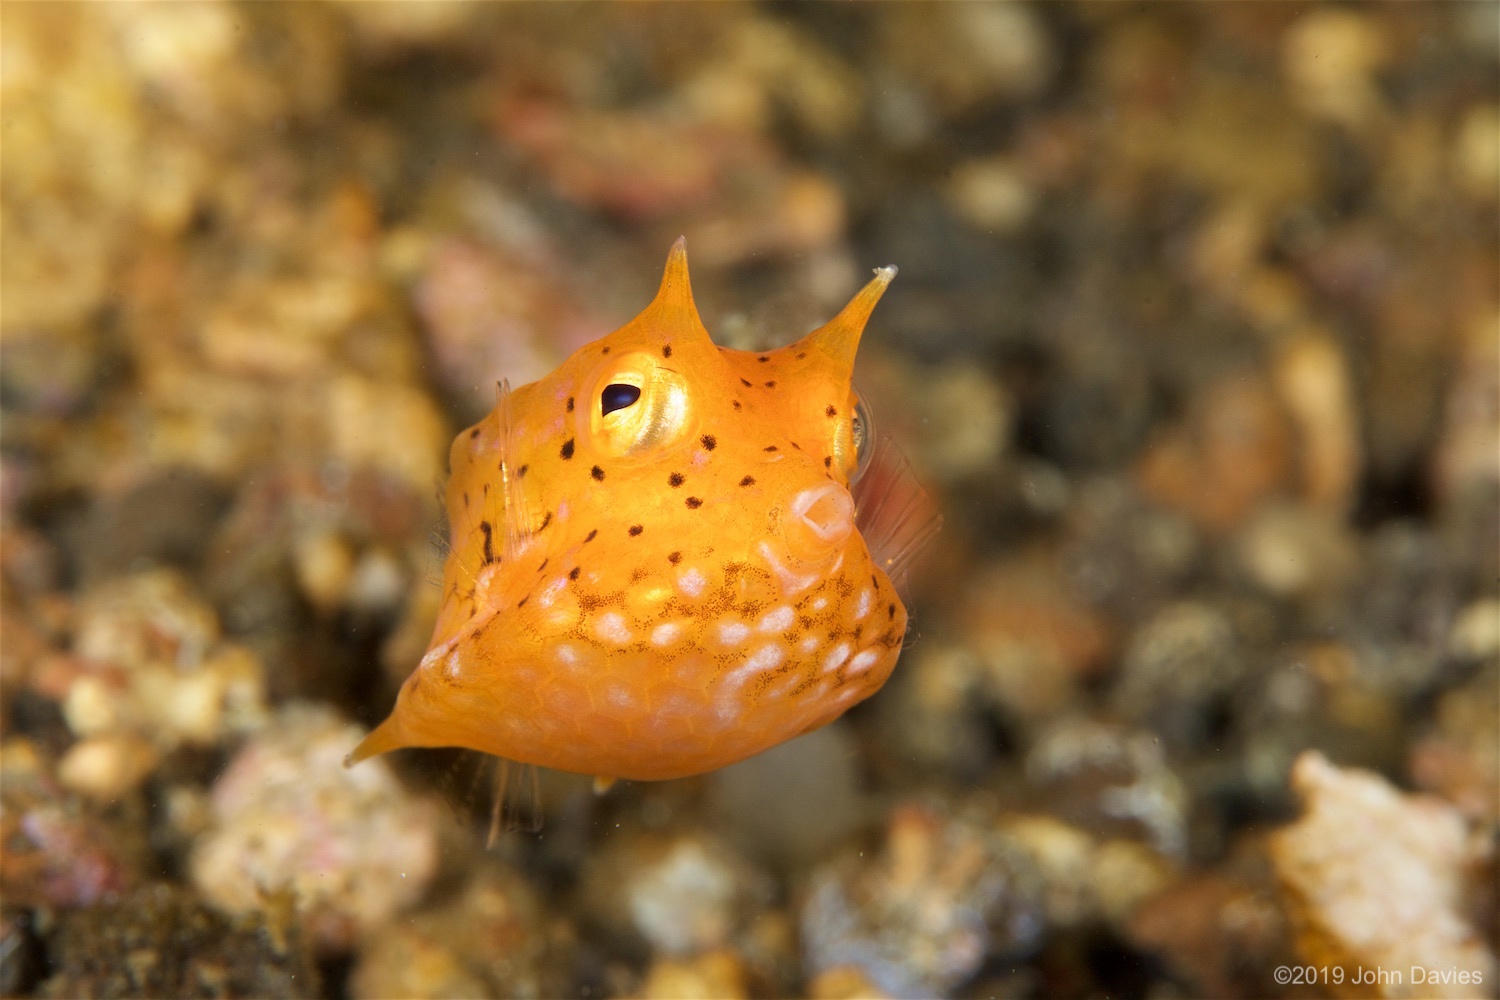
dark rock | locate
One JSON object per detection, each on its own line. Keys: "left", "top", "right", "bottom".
{"left": 39, "top": 883, "right": 320, "bottom": 1000}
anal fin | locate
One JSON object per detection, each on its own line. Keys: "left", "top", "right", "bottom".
{"left": 488, "top": 757, "right": 541, "bottom": 846}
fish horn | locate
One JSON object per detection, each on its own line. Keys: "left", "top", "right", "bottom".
{"left": 642, "top": 237, "right": 712, "bottom": 344}
{"left": 797, "top": 265, "right": 897, "bottom": 378}
{"left": 343, "top": 713, "right": 406, "bottom": 767}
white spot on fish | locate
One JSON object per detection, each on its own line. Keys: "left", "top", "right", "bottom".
{"left": 654, "top": 691, "right": 695, "bottom": 720}
{"left": 812, "top": 596, "right": 828, "bottom": 611}
{"left": 823, "top": 643, "right": 850, "bottom": 674}
{"left": 848, "top": 650, "right": 878, "bottom": 675}
{"left": 555, "top": 644, "right": 579, "bottom": 666}
{"left": 595, "top": 612, "right": 631, "bottom": 645}
{"left": 538, "top": 577, "right": 567, "bottom": 609}
{"left": 725, "top": 642, "right": 786, "bottom": 687}
{"left": 718, "top": 621, "right": 750, "bottom": 645}
{"left": 799, "top": 634, "right": 820, "bottom": 653}
{"left": 651, "top": 622, "right": 682, "bottom": 646}
{"left": 444, "top": 648, "right": 463, "bottom": 680}
{"left": 760, "top": 605, "right": 794, "bottom": 632}
{"left": 677, "top": 567, "right": 707, "bottom": 598}
{"left": 855, "top": 589, "right": 871, "bottom": 620}
{"left": 605, "top": 683, "right": 632, "bottom": 708}
{"left": 745, "top": 642, "right": 784, "bottom": 673}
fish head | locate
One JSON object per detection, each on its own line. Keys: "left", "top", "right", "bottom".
{"left": 351, "top": 240, "right": 917, "bottom": 781}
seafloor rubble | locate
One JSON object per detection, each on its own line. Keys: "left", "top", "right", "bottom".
{"left": 1, "top": 4, "right": 1495, "bottom": 999}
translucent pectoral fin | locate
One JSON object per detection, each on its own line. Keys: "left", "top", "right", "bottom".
{"left": 852, "top": 434, "right": 942, "bottom": 597}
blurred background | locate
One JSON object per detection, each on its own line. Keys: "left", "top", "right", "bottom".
{"left": 1, "top": 4, "right": 1496, "bottom": 998}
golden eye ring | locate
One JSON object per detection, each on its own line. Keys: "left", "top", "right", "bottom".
{"left": 583, "top": 352, "right": 695, "bottom": 459}
{"left": 849, "top": 393, "right": 875, "bottom": 484}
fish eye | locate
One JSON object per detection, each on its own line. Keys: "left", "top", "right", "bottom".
{"left": 851, "top": 395, "right": 876, "bottom": 484}
{"left": 601, "top": 383, "right": 641, "bottom": 415}
{"left": 584, "top": 352, "right": 695, "bottom": 459}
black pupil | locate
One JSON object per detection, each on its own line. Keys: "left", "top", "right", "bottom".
{"left": 601, "top": 383, "right": 641, "bottom": 415}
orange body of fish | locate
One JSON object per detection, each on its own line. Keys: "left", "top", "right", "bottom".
{"left": 349, "top": 240, "right": 938, "bottom": 782}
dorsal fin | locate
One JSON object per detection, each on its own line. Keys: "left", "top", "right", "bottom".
{"left": 496, "top": 378, "right": 531, "bottom": 562}
{"left": 852, "top": 434, "right": 941, "bottom": 597}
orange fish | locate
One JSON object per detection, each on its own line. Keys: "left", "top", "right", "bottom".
{"left": 349, "top": 240, "right": 938, "bottom": 783}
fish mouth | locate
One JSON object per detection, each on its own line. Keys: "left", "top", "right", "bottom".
{"left": 785, "top": 483, "right": 855, "bottom": 552}
{"left": 793, "top": 483, "right": 854, "bottom": 541}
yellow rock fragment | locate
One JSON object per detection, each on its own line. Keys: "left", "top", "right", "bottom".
{"left": 1270, "top": 751, "right": 1495, "bottom": 999}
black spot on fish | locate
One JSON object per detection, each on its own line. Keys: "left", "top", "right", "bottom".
{"left": 887, "top": 603, "right": 896, "bottom": 620}
{"left": 518, "top": 596, "right": 528, "bottom": 608}
{"left": 566, "top": 396, "right": 574, "bottom": 413}
{"left": 469, "top": 427, "right": 481, "bottom": 439}
{"left": 758, "top": 355, "right": 770, "bottom": 362}
{"left": 740, "top": 377, "right": 753, "bottom": 388}
{"left": 764, "top": 381, "right": 776, "bottom": 388}
{"left": 739, "top": 475, "right": 755, "bottom": 487}
{"left": 824, "top": 456, "right": 833, "bottom": 468}
{"left": 601, "top": 346, "right": 611, "bottom": 355}
{"left": 585, "top": 529, "right": 598, "bottom": 543}
{"left": 668, "top": 551, "right": 682, "bottom": 564}
{"left": 668, "top": 472, "right": 684, "bottom": 488}
{"left": 685, "top": 497, "right": 703, "bottom": 509}
{"left": 628, "top": 524, "right": 643, "bottom": 536}
{"left": 480, "top": 522, "right": 494, "bottom": 564}
{"left": 538, "top": 511, "right": 552, "bottom": 531}
{"left": 796, "top": 352, "right": 807, "bottom": 360}
{"left": 701, "top": 434, "right": 717, "bottom": 451}
{"left": 518, "top": 464, "right": 528, "bottom": 478}
{"left": 591, "top": 465, "right": 605, "bottom": 481}
{"left": 764, "top": 445, "right": 778, "bottom": 452}
{"left": 825, "top": 405, "right": 837, "bottom": 417}
{"left": 662, "top": 344, "right": 672, "bottom": 358}
{"left": 732, "top": 400, "right": 741, "bottom": 410}
{"left": 560, "top": 439, "right": 575, "bottom": 460}
{"left": 569, "top": 566, "right": 581, "bottom": 581}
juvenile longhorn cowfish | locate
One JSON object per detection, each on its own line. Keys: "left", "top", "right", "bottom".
{"left": 349, "top": 240, "right": 939, "bottom": 782}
